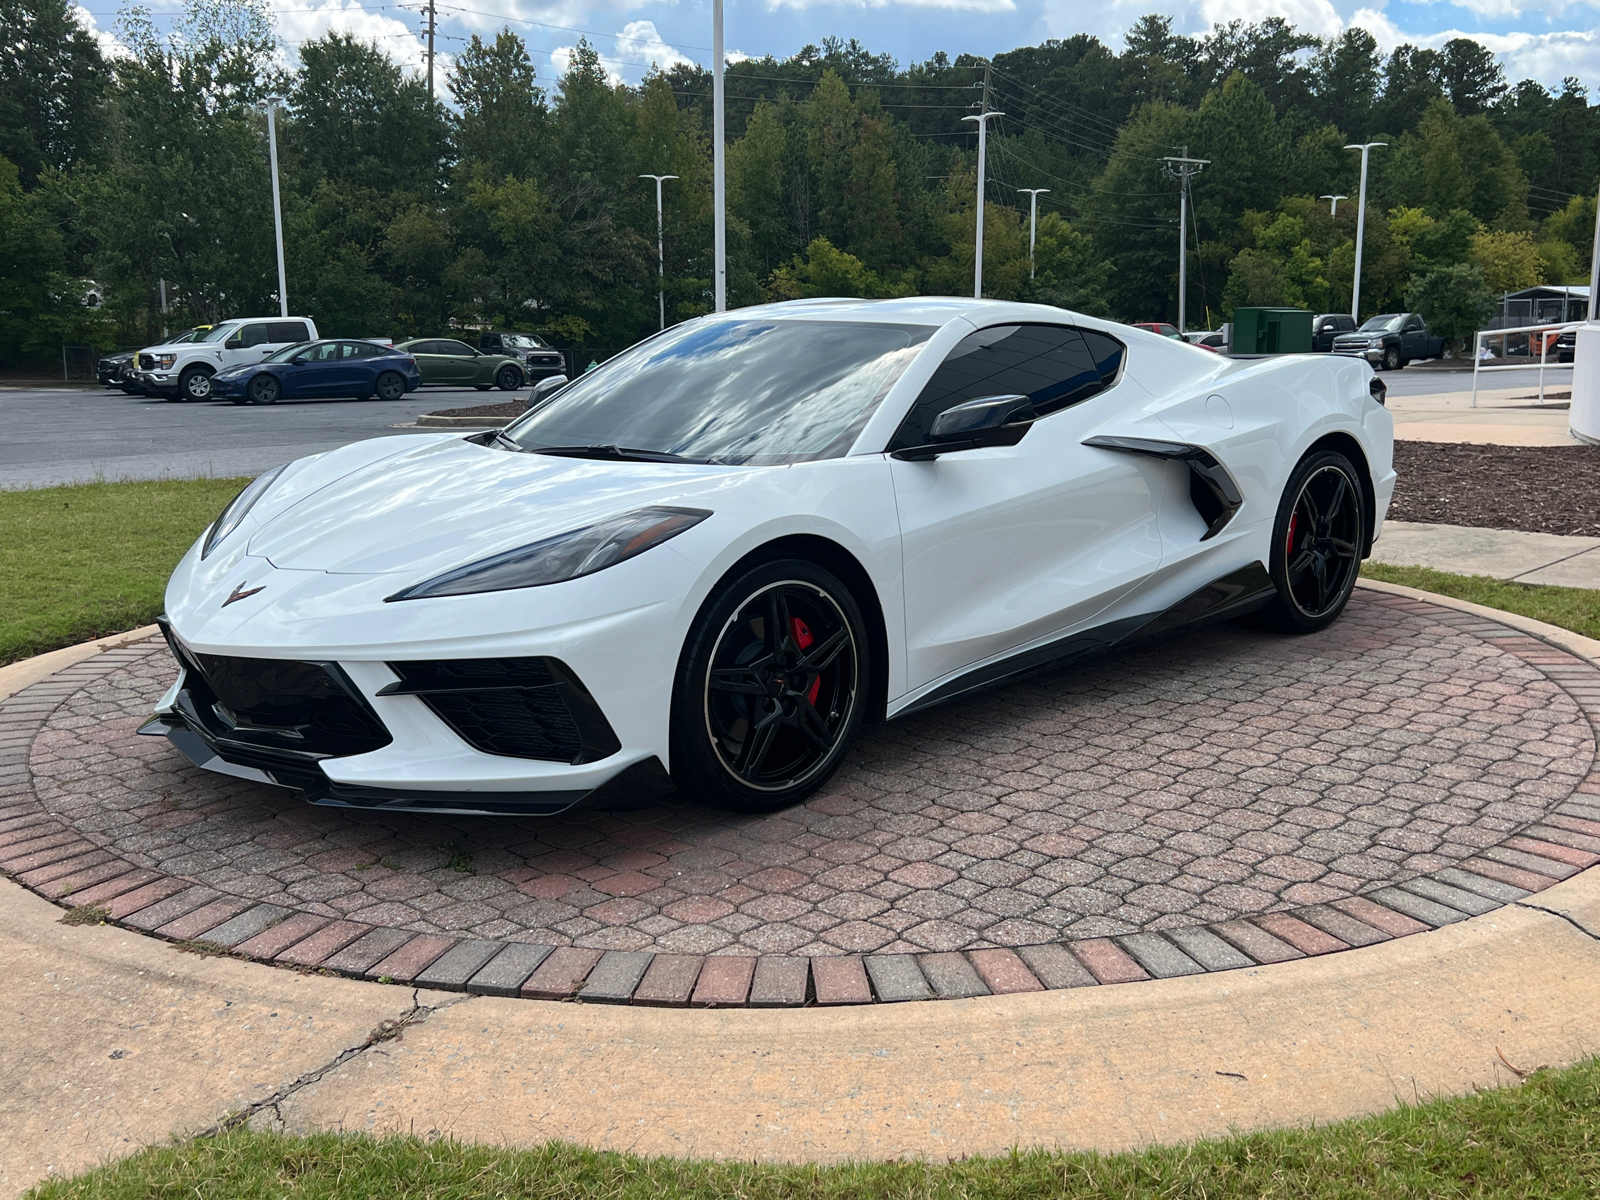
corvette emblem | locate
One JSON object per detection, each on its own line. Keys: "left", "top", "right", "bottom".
{"left": 222, "top": 582, "right": 266, "bottom": 607}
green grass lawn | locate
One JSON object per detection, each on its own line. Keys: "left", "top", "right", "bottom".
{"left": 27, "top": 1056, "right": 1600, "bottom": 1198}
{"left": 0, "top": 477, "right": 248, "bottom": 665}
{"left": 1361, "top": 562, "right": 1600, "bottom": 640}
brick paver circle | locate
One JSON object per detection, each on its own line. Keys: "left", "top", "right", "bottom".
{"left": 16, "top": 589, "right": 1598, "bottom": 970}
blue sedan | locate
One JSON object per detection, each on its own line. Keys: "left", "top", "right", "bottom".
{"left": 210, "top": 340, "right": 422, "bottom": 405}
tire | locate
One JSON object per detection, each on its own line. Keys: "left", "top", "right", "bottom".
{"left": 1256, "top": 449, "right": 1366, "bottom": 634}
{"left": 474, "top": 384, "right": 492, "bottom": 392}
{"left": 247, "top": 374, "right": 280, "bottom": 405}
{"left": 375, "top": 371, "right": 406, "bottom": 401}
{"left": 496, "top": 365, "right": 522, "bottom": 391}
{"left": 178, "top": 367, "right": 212, "bottom": 402}
{"left": 1381, "top": 346, "right": 1401, "bottom": 371}
{"left": 670, "top": 558, "right": 869, "bottom": 813}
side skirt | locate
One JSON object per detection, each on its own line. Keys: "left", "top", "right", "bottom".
{"left": 893, "top": 562, "right": 1275, "bottom": 720}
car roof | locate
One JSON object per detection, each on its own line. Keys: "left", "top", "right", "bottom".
{"left": 693, "top": 297, "right": 1130, "bottom": 340}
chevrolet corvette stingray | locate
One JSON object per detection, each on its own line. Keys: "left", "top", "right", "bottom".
{"left": 147, "top": 298, "right": 1395, "bottom": 815}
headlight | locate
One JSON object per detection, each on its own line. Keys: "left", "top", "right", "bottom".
{"left": 157, "top": 353, "right": 176, "bottom": 368}
{"left": 386, "top": 506, "right": 710, "bottom": 601}
{"left": 201, "top": 465, "right": 286, "bottom": 559}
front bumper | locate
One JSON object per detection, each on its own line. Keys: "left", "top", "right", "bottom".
{"left": 1332, "top": 345, "right": 1384, "bottom": 361}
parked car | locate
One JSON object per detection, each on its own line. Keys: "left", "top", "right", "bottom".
{"left": 208, "top": 339, "right": 420, "bottom": 405}
{"left": 394, "top": 338, "right": 525, "bottom": 391}
{"left": 1331, "top": 312, "right": 1444, "bottom": 370}
{"left": 1132, "top": 321, "right": 1182, "bottom": 339}
{"left": 1183, "top": 331, "right": 1226, "bottom": 350}
{"left": 1558, "top": 329, "right": 1577, "bottom": 363}
{"left": 478, "top": 331, "right": 567, "bottom": 381}
{"left": 99, "top": 326, "right": 213, "bottom": 393}
{"left": 1312, "top": 313, "right": 1356, "bottom": 353}
{"left": 133, "top": 318, "right": 318, "bottom": 401}
{"left": 150, "top": 298, "right": 1393, "bottom": 815}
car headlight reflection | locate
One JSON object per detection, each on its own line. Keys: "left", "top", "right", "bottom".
{"left": 201, "top": 465, "right": 286, "bottom": 559}
{"left": 386, "top": 506, "right": 710, "bottom": 601}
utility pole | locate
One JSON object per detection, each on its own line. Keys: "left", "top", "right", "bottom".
{"left": 712, "top": 0, "right": 726, "bottom": 312}
{"left": 259, "top": 97, "right": 289, "bottom": 318}
{"left": 1160, "top": 148, "right": 1208, "bottom": 334}
{"left": 1017, "top": 188, "right": 1048, "bottom": 279}
{"left": 961, "top": 62, "right": 1003, "bottom": 300}
{"left": 1344, "top": 142, "right": 1386, "bottom": 322}
{"left": 424, "top": 0, "right": 436, "bottom": 102}
{"left": 1320, "top": 193, "right": 1347, "bottom": 216}
{"left": 640, "top": 174, "right": 678, "bottom": 331}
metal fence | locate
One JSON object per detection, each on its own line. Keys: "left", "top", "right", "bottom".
{"left": 61, "top": 344, "right": 96, "bottom": 381}
{"left": 1471, "top": 321, "right": 1581, "bottom": 407}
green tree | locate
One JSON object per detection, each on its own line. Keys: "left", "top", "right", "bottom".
{"left": 0, "top": 153, "right": 110, "bottom": 365}
{"left": 1405, "top": 263, "right": 1493, "bottom": 350}
{"left": 1470, "top": 229, "right": 1544, "bottom": 292}
{"left": 449, "top": 30, "right": 546, "bottom": 182}
{"left": 0, "top": 0, "right": 106, "bottom": 183}
{"left": 729, "top": 101, "right": 791, "bottom": 275}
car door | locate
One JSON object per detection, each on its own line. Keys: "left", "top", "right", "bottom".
{"left": 221, "top": 322, "right": 274, "bottom": 368}
{"left": 438, "top": 339, "right": 481, "bottom": 384}
{"left": 280, "top": 341, "right": 343, "bottom": 397}
{"left": 889, "top": 323, "right": 1166, "bottom": 698}
{"left": 1402, "top": 315, "right": 1426, "bottom": 360}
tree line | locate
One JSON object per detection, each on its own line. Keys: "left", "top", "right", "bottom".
{"left": 3, "top": 0, "right": 1598, "bottom": 367}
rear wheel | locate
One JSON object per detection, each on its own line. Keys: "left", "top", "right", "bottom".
{"left": 375, "top": 371, "right": 406, "bottom": 400}
{"left": 1257, "top": 449, "right": 1365, "bottom": 634}
{"left": 496, "top": 365, "right": 522, "bottom": 391}
{"left": 670, "top": 558, "right": 868, "bottom": 813}
{"left": 247, "top": 374, "right": 280, "bottom": 405}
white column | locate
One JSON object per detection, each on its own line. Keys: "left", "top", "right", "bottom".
{"left": 265, "top": 99, "right": 288, "bottom": 318}
{"left": 712, "top": 0, "right": 726, "bottom": 312}
{"left": 1344, "top": 142, "right": 1385, "bottom": 323}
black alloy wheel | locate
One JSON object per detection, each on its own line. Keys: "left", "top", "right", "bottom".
{"left": 1381, "top": 345, "right": 1401, "bottom": 371}
{"left": 671, "top": 559, "right": 867, "bottom": 813}
{"left": 248, "top": 374, "right": 280, "bottom": 405}
{"left": 496, "top": 365, "right": 522, "bottom": 391}
{"left": 179, "top": 367, "right": 212, "bottom": 402}
{"left": 375, "top": 371, "right": 406, "bottom": 401}
{"left": 1259, "top": 449, "right": 1365, "bottom": 633}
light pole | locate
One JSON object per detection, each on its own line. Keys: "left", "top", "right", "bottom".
{"left": 1321, "top": 193, "right": 1347, "bottom": 216}
{"left": 1160, "top": 149, "right": 1208, "bottom": 334}
{"left": 259, "top": 96, "right": 289, "bottom": 318}
{"left": 640, "top": 174, "right": 678, "bottom": 330}
{"left": 1344, "top": 142, "right": 1386, "bottom": 322}
{"left": 712, "top": 0, "right": 726, "bottom": 312}
{"left": 1017, "top": 188, "right": 1049, "bottom": 279}
{"left": 962, "top": 108, "right": 1005, "bottom": 298}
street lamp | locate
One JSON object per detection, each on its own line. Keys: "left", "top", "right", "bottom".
{"left": 961, "top": 107, "right": 1005, "bottom": 298}
{"left": 640, "top": 174, "right": 678, "bottom": 331}
{"left": 712, "top": 0, "right": 725, "bottom": 312}
{"left": 1160, "top": 149, "right": 1208, "bottom": 334}
{"left": 1344, "top": 142, "right": 1386, "bottom": 322}
{"left": 1017, "top": 188, "right": 1049, "bottom": 279}
{"left": 258, "top": 96, "right": 289, "bottom": 318}
{"left": 1320, "top": 193, "right": 1347, "bottom": 217}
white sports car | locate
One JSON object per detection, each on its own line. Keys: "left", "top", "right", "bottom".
{"left": 148, "top": 298, "right": 1395, "bottom": 815}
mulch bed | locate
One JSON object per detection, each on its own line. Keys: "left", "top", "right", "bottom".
{"left": 1391, "top": 441, "right": 1600, "bottom": 536}
{"left": 429, "top": 400, "right": 525, "bottom": 418}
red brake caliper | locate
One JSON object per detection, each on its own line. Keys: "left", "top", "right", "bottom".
{"left": 1286, "top": 511, "right": 1299, "bottom": 558}
{"left": 791, "top": 617, "right": 821, "bottom": 705}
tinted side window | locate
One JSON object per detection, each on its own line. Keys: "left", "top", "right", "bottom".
{"left": 269, "top": 321, "right": 309, "bottom": 343}
{"left": 411, "top": 341, "right": 442, "bottom": 354}
{"left": 237, "top": 323, "right": 271, "bottom": 347}
{"left": 888, "top": 325, "right": 1118, "bottom": 452}
{"left": 441, "top": 340, "right": 476, "bottom": 355}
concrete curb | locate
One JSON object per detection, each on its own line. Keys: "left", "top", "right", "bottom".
{"left": 0, "top": 625, "right": 160, "bottom": 705}
{"left": 414, "top": 413, "right": 512, "bottom": 428}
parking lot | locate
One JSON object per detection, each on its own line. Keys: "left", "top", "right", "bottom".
{"left": 0, "top": 384, "right": 503, "bottom": 489}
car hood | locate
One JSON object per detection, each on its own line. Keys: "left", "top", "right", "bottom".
{"left": 246, "top": 435, "right": 753, "bottom": 575}
{"left": 1332, "top": 332, "right": 1382, "bottom": 343}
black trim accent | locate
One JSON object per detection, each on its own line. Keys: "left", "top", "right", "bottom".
{"left": 380, "top": 657, "right": 622, "bottom": 765}
{"left": 1083, "top": 435, "right": 1244, "bottom": 541}
{"left": 895, "top": 561, "right": 1273, "bottom": 719}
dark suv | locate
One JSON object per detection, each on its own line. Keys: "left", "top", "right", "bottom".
{"left": 478, "top": 331, "right": 566, "bottom": 381}
{"left": 1312, "top": 314, "right": 1356, "bottom": 352}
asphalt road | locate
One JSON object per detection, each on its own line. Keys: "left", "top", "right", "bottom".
{"left": 0, "top": 364, "right": 1574, "bottom": 490}
{"left": 0, "top": 385, "right": 506, "bottom": 489}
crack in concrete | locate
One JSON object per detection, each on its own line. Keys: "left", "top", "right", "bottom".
{"left": 198, "top": 987, "right": 476, "bottom": 1137}
{"left": 1517, "top": 901, "right": 1600, "bottom": 943}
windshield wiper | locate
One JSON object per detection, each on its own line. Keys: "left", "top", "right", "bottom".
{"left": 486, "top": 427, "right": 525, "bottom": 452}
{"left": 529, "top": 444, "right": 697, "bottom": 464}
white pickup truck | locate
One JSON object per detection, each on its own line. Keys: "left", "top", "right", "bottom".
{"left": 133, "top": 316, "right": 319, "bottom": 402}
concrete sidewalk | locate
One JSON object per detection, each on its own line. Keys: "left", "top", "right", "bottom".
{"left": 1388, "top": 385, "right": 1576, "bottom": 446}
{"left": 1371, "top": 520, "right": 1600, "bottom": 588}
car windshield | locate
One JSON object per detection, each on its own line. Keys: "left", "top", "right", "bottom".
{"left": 199, "top": 324, "right": 240, "bottom": 343}
{"left": 502, "top": 333, "right": 548, "bottom": 348}
{"left": 505, "top": 318, "right": 934, "bottom": 465}
{"left": 262, "top": 341, "right": 314, "bottom": 362}
{"left": 172, "top": 327, "right": 209, "bottom": 344}
{"left": 1359, "top": 315, "right": 1404, "bottom": 332}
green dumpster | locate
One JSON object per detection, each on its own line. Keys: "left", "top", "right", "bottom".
{"left": 1231, "top": 307, "right": 1313, "bottom": 354}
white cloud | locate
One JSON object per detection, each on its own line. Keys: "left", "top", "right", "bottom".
{"left": 71, "top": 5, "right": 131, "bottom": 59}
{"left": 767, "top": 0, "right": 1016, "bottom": 12}
{"left": 1198, "top": 0, "right": 1344, "bottom": 37}
{"left": 270, "top": 0, "right": 430, "bottom": 72}
{"left": 551, "top": 19, "right": 694, "bottom": 83}
{"left": 1460, "top": 27, "right": 1600, "bottom": 86}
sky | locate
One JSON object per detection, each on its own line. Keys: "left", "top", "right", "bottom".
{"left": 70, "top": 0, "right": 1600, "bottom": 98}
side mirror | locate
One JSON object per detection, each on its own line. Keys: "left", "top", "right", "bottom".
{"left": 526, "top": 374, "right": 569, "bottom": 412}
{"left": 895, "top": 394, "right": 1037, "bottom": 461}
{"left": 291, "top": 353, "right": 309, "bottom": 365}
{"left": 224, "top": 337, "right": 243, "bottom": 350}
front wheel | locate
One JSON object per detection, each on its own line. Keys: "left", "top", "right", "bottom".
{"left": 496, "top": 365, "right": 522, "bottom": 391}
{"left": 375, "top": 371, "right": 406, "bottom": 400}
{"left": 1256, "top": 450, "right": 1366, "bottom": 634}
{"left": 178, "top": 367, "right": 212, "bottom": 402}
{"left": 1381, "top": 346, "right": 1401, "bottom": 371}
{"left": 247, "top": 374, "right": 280, "bottom": 405}
{"left": 670, "top": 559, "right": 868, "bottom": 813}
